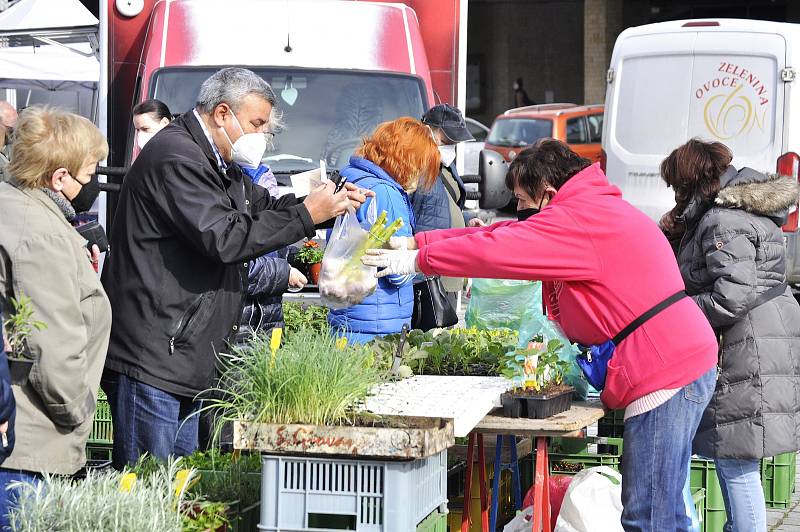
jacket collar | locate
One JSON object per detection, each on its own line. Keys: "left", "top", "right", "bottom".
{"left": 346, "top": 156, "right": 406, "bottom": 194}
{"left": 548, "top": 163, "right": 621, "bottom": 207}
{"left": 179, "top": 111, "right": 230, "bottom": 179}
{"left": 9, "top": 182, "right": 77, "bottom": 231}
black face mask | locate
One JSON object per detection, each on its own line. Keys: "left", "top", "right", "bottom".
{"left": 517, "top": 208, "right": 539, "bottom": 221}
{"left": 68, "top": 174, "right": 100, "bottom": 213}
{"left": 516, "top": 194, "right": 547, "bottom": 221}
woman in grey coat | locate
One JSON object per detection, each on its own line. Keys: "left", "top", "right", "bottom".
{"left": 660, "top": 139, "right": 800, "bottom": 532}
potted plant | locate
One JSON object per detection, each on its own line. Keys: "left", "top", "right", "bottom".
{"left": 8, "top": 459, "right": 194, "bottom": 531}
{"left": 499, "top": 335, "right": 574, "bottom": 419}
{"left": 295, "top": 240, "right": 324, "bottom": 284}
{"left": 132, "top": 452, "right": 260, "bottom": 532}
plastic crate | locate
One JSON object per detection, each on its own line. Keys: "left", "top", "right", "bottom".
{"left": 597, "top": 409, "right": 625, "bottom": 438}
{"left": 690, "top": 458, "right": 725, "bottom": 532}
{"left": 89, "top": 396, "right": 113, "bottom": 445}
{"left": 416, "top": 510, "right": 447, "bottom": 532}
{"left": 761, "top": 452, "right": 797, "bottom": 509}
{"left": 85, "top": 443, "right": 112, "bottom": 461}
{"left": 258, "top": 451, "right": 447, "bottom": 532}
{"left": 546, "top": 437, "right": 623, "bottom": 476}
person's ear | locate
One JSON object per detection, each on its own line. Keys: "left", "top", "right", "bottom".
{"left": 159, "top": 116, "right": 170, "bottom": 128}
{"left": 49, "top": 167, "right": 70, "bottom": 192}
{"left": 211, "top": 104, "right": 229, "bottom": 128}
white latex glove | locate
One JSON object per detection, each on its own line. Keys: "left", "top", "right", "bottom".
{"left": 362, "top": 249, "right": 420, "bottom": 278}
{"left": 288, "top": 267, "right": 308, "bottom": 289}
{"left": 387, "top": 236, "right": 417, "bottom": 251}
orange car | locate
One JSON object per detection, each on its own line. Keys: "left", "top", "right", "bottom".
{"left": 484, "top": 103, "right": 604, "bottom": 163}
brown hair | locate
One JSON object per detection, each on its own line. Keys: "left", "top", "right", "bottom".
{"left": 505, "top": 138, "right": 592, "bottom": 198}
{"left": 355, "top": 117, "right": 440, "bottom": 191}
{"left": 9, "top": 106, "right": 108, "bottom": 189}
{"left": 660, "top": 138, "right": 732, "bottom": 206}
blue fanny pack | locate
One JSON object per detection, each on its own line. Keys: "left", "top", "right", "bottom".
{"left": 577, "top": 291, "right": 687, "bottom": 391}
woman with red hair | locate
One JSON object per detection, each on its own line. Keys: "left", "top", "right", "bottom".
{"left": 328, "top": 117, "right": 440, "bottom": 343}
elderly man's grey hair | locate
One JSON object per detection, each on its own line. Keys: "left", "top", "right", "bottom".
{"left": 196, "top": 67, "right": 276, "bottom": 113}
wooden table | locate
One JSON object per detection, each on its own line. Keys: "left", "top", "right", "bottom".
{"left": 461, "top": 401, "right": 606, "bottom": 532}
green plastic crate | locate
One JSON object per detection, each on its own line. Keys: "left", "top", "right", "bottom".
{"left": 690, "top": 458, "right": 726, "bottom": 532}
{"left": 85, "top": 443, "right": 112, "bottom": 461}
{"left": 89, "top": 395, "right": 113, "bottom": 445}
{"left": 417, "top": 510, "right": 447, "bottom": 532}
{"left": 597, "top": 409, "right": 625, "bottom": 438}
{"left": 546, "top": 437, "right": 623, "bottom": 475}
{"left": 761, "top": 452, "right": 797, "bottom": 509}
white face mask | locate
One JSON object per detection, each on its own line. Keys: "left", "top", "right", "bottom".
{"left": 438, "top": 144, "right": 457, "bottom": 167}
{"left": 220, "top": 109, "right": 267, "bottom": 169}
{"left": 137, "top": 131, "right": 155, "bottom": 149}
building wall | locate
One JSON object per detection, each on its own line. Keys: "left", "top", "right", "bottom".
{"left": 467, "top": 0, "right": 584, "bottom": 126}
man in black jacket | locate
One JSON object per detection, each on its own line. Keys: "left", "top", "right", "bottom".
{"left": 101, "top": 68, "right": 366, "bottom": 468}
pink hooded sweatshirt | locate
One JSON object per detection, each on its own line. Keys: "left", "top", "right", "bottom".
{"left": 416, "top": 163, "right": 718, "bottom": 409}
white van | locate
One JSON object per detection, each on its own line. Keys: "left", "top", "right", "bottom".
{"left": 603, "top": 19, "right": 800, "bottom": 284}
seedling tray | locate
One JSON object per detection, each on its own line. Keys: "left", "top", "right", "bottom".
{"left": 500, "top": 387, "right": 573, "bottom": 419}
{"left": 233, "top": 416, "right": 453, "bottom": 459}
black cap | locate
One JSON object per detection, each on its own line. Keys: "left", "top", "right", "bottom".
{"left": 422, "top": 104, "right": 474, "bottom": 143}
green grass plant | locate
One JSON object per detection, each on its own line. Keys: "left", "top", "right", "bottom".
{"left": 205, "top": 327, "right": 387, "bottom": 430}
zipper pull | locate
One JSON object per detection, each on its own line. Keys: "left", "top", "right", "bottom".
{"left": 2, "top": 432, "right": 8, "bottom": 449}
{"left": 169, "top": 337, "right": 175, "bottom": 355}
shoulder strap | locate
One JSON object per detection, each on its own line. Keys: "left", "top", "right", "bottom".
{"left": 612, "top": 291, "right": 687, "bottom": 346}
{"left": 440, "top": 168, "right": 459, "bottom": 203}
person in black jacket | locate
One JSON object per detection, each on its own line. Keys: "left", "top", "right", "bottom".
{"left": 413, "top": 104, "right": 472, "bottom": 309}
{"left": 101, "top": 67, "right": 368, "bottom": 468}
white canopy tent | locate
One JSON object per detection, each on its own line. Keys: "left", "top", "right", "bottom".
{"left": 0, "top": 0, "right": 99, "bottom": 115}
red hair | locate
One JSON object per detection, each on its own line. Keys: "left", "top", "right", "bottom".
{"left": 355, "top": 117, "right": 440, "bottom": 191}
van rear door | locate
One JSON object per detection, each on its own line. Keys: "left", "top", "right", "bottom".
{"left": 605, "top": 27, "right": 786, "bottom": 221}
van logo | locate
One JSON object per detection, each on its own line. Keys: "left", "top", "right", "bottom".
{"left": 694, "top": 61, "right": 770, "bottom": 141}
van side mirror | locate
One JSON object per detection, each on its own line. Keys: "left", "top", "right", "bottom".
{"left": 478, "top": 149, "right": 513, "bottom": 210}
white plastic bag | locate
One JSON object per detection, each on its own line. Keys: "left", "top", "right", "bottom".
{"left": 319, "top": 202, "right": 378, "bottom": 309}
{"left": 503, "top": 506, "right": 534, "bottom": 532}
{"left": 555, "top": 466, "right": 624, "bottom": 532}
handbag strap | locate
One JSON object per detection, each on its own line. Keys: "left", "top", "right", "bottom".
{"left": 612, "top": 291, "right": 687, "bottom": 346}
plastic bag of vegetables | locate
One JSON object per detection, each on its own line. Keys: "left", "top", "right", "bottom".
{"left": 319, "top": 203, "right": 404, "bottom": 309}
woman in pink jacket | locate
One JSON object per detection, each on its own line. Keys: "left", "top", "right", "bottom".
{"left": 364, "top": 139, "right": 718, "bottom": 531}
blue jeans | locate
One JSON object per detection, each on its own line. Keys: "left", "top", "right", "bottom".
{"left": 715, "top": 458, "right": 767, "bottom": 532}
{"left": 0, "top": 469, "right": 39, "bottom": 531}
{"left": 620, "top": 368, "right": 716, "bottom": 532}
{"left": 101, "top": 370, "right": 200, "bottom": 470}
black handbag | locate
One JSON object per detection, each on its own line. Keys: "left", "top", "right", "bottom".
{"left": 411, "top": 276, "right": 458, "bottom": 331}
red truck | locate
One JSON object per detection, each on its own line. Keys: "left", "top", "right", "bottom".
{"left": 103, "top": 0, "right": 467, "bottom": 208}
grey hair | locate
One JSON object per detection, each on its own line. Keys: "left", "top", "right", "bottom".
{"left": 196, "top": 67, "right": 276, "bottom": 113}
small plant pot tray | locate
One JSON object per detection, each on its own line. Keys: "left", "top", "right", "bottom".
{"left": 233, "top": 415, "right": 453, "bottom": 459}
{"left": 501, "top": 386, "right": 574, "bottom": 419}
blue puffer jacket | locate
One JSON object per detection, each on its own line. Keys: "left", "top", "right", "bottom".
{"left": 410, "top": 161, "right": 466, "bottom": 233}
{"left": 328, "top": 157, "right": 416, "bottom": 343}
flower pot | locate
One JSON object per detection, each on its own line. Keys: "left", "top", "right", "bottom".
{"left": 308, "top": 262, "right": 322, "bottom": 285}
{"left": 500, "top": 385, "right": 574, "bottom": 419}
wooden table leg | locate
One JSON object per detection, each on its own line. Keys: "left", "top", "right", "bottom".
{"left": 462, "top": 432, "right": 476, "bottom": 532}
{"left": 478, "top": 433, "right": 489, "bottom": 532}
{"left": 531, "top": 436, "right": 552, "bottom": 532}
